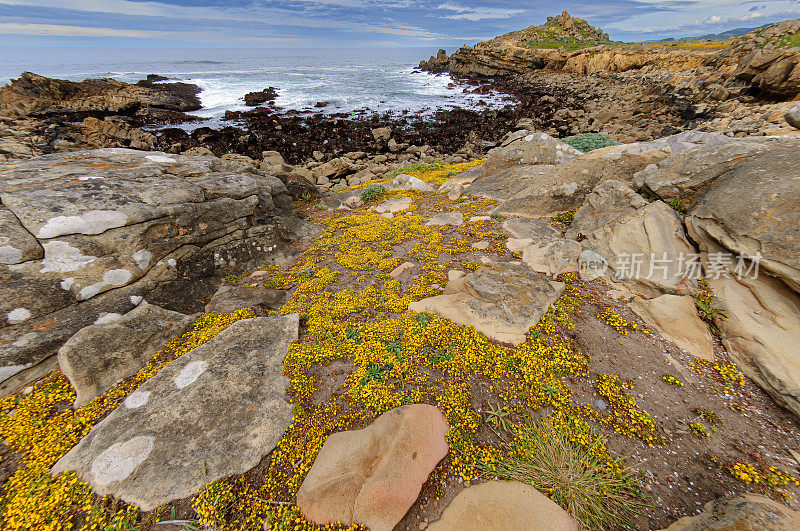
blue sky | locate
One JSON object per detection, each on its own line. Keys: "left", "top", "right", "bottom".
{"left": 0, "top": 0, "right": 798, "bottom": 47}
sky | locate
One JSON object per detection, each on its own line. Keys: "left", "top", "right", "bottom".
{"left": 0, "top": 0, "right": 799, "bottom": 48}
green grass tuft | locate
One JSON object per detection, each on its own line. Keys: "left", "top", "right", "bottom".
{"left": 563, "top": 133, "right": 621, "bottom": 153}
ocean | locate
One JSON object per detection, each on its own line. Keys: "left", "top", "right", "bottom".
{"left": 0, "top": 47, "right": 513, "bottom": 123}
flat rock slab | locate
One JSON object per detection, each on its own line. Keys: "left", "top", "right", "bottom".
{"left": 409, "top": 262, "right": 565, "bottom": 345}
{"left": 661, "top": 494, "right": 800, "bottom": 530}
{"left": 506, "top": 237, "right": 581, "bottom": 278}
{"left": 428, "top": 480, "right": 578, "bottom": 531}
{"left": 204, "top": 284, "right": 289, "bottom": 314}
{"left": 297, "top": 404, "right": 449, "bottom": 531}
{"left": 52, "top": 314, "right": 298, "bottom": 511}
{"left": 58, "top": 302, "right": 195, "bottom": 407}
{"left": 426, "top": 212, "right": 463, "bottom": 226}
{"left": 375, "top": 197, "right": 412, "bottom": 214}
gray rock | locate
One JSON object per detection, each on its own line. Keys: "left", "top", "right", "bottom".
{"left": 0, "top": 148, "right": 301, "bottom": 391}
{"left": 426, "top": 212, "right": 463, "bottom": 226}
{"left": 661, "top": 494, "right": 800, "bottom": 530}
{"left": 565, "top": 180, "right": 648, "bottom": 240}
{"left": 52, "top": 315, "right": 299, "bottom": 511}
{"left": 0, "top": 204, "right": 42, "bottom": 264}
{"left": 58, "top": 302, "right": 195, "bottom": 407}
{"left": 408, "top": 262, "right": 565, "bottom": 345}
{"left": 376, "top": 197, "right": 412, "bottom": 214}
{"left": 581, "top": 201, "right": 695, "bottom": 296}
{"left": 502, "top": 217, "right": 561, "bottom": 241}
{"left": 390, "top": 174, "right": 433, "bottom": 192}
{"left": 786, "top": 102, "right": 800, "bottom": 130}
{"left": 685, "top": 137, "right": 800, "bottom": 417}
{"left": 506, "top": 237, "right": 582, "bottom": 278}
{"left": 204, "top": 284, "right": 289, "bottom": 314}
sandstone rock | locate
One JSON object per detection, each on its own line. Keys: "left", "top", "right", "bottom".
{"left": 683, "top": 138, "right": 800, "bottom": 416}
{"left": 391, "top": 174, "right": 433, "bottom": 192}
{"left": 0, "top": 72, "right": 201, "bottom": 120}
{"left": 372, "top": 127, "right": 392, "bottom": 143}
{"left": 297, "top": 404, "right": 449, "bottom": 531}
{"left": 376, "top": 197, "right": 412, "bottom": 214}
{"left": 632, "top": 138, "right": 773, "bottom": 205}
{"left": 181, "top": 146, "right": 214, "bottom": 157}
{"left": 204, "top": 284, "right": 289, "bottom": 314}
{"left": 426, "top": 212, "right": 463, "bottom": 226}
{"left": 0, "top": 149, "right": 300, "bottom": 392}
{"left": 0, "top": 204, "right": 42, "bottom": 265}
{"left": 786, "top": 102, "right": 800, "bottom": 130}
{"left": 565, "top": 180, "right": 648, "bottom": 240}
{"left": 491, "top": 130, "right": 582, "bottom": 166}
{"left": 221, "top": 153, "right": 256, "bottom": 166}
{"left": 629, "top": 295, "right": 714, "bottom": 359}
{"left": 447, "top": 141, "right": 668, "bottom": 217}
{"left": 507, "top": 237, "right": 581, "bottom": 278}
{"left": 389, "top": 262, "right": 416, "bottom": 278}
{"left": 428, "top": 481, "right": 578, "bottom": 531}
{"left": 261, "top": 150, "right": 285, "bottom": 168}
{"left": 58, "top": 302, "right": 195, "bottom": 407}
{"left": 502, "top": 217, "right": 561, "bottom": 240}
{"left": 408, "top": 262, "right": 565, "bottom": 345}
{"left": 581, "top": 201, "right": 695, "bottom": 296}
{"left": 313, "top": 157, "right": 354, "bottom": 181}
{"left": 661, "top": 494, "right": 800, "bottom": 530}
{"left": 52, "top": 315, "right": 298, "bottom": 511}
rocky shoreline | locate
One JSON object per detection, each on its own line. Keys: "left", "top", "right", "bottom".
{"left": 1, "top": 11, "right": 800, "bottom": 531}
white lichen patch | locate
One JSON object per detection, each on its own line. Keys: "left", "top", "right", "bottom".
{"left": 123, "top": 391, "right": 151, "bottom": 410}
{"left": 60, "top": 278, "right": 75, "bottom": 290}
{"left": 132, "top": 249, "right": 152, "bottom": 270}
{"left": 79, "top": 284, "right": 102, "bottom": 301}
{"left": 130, "top": 295, "right": 144, "bottom": 306}
{"left": 90, "top": 436, "right": 154, "bottom": 486}
{"left": 174, "top": 360, "right": 207, "bottom": 389}
{"left": 103, "top": 269, "right": 132, "bottom": 286}
{"left": 39, "top": 241, "right": 97, "bottom": 273}
{"left": 37, "top": 210, "right": 128, "bottom": 239}
{"left": 6, "top": 308, "right": 32, "bottom": 324}
{"left": 145, "top": 155, "right": 176, "bottom": 164}
{"left": 0, "top": 245, "right": 23, "bottom": 265}
{"left": 0, "top": 363, "right": 31, "bottom": 383}
{"left": 94, "top": 313, "right": 123, "bottom": 325}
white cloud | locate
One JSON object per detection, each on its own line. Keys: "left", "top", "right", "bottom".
{"left": 437, "top": 3, "right": 526, "bottom": 21}
{"left": 0, "top": 0, "right": 443, "bottom": 40}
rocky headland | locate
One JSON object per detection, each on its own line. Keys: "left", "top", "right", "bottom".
{"left": 1, "top": 12, "right": 800, "bottom": 531}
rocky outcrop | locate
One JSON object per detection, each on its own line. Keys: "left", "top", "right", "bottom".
{"left": 243, "top": 87, "right": 278, "bottom": 107}
{"left": 661, "top": 494, "right": 800, "bottom": 530}
{"left": 52, "top": 315, "right": 298, "bottom": 511}
{"left": 630, "top": 295, "right": 714, "bottom": 359}
{"left": 428, "top": 480, "right": 578, "bottom": 531}
{"left": 0, "top": 72, "right": 201, "bottom": 120}
{"left": 787, "top": 102, "right": 800, "bottom": 129}
{"left": 684, "top": 137, "right": 800, "bottom": 417}
{"left": 0, "top": 148, "right": 302, "bottom": 393}
{"left": 297, "top": 404, "right": 449, "bottom": 531}
{"left": 421, "top": 15, "right": 800, "bottom": 99}
{"left": 58, "top": 302, "right": 195, "bottom": 407}
{"left": 204, "top": 284, "right": 289, "bottom": 314}
{"left": 408, "top": 262, "right": 565, "bottom": 345}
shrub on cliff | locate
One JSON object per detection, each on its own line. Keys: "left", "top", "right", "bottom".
{"left": 563, "top": 133, "right": 620, "bottom": 153}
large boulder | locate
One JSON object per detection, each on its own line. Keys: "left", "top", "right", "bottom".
{"left": 408, "top": 262, "right": 565, "bottom": 345}
{"left": 629, "top": 295, "right": 714, "bottom": 360}
{"left": 684, "top": 137, "right": 800, "bottom": 417}
{"left": 0, "top": 148, "right": 301, "bottom": 393}
{"left": 506, "top": 237, "right": 582, "bottom": 278}
{"left": 580, "top": 200, "right": 696, "bottom": 296}
{"left": 632, "top": 138, "right": 775, "bottom": 206}
{"left": 428, "top": 481, "right": 578, "bottom": 531}
{"left": 787, "top": 102, "right": 800, "bottom": 130}
{"left": 297, "top": 404, "right": 449, "bottom": 531}
{"left": 58, "top": 302, "right": 195, "bottom": 408}
{"left": 439, "top": 131, "right": 725, "bottom": 218}
{"left": 661, "top": 494, "right": 800, "bottom": 530}
{"left": 52, "top": 315, "right": 298, "bottom": 511}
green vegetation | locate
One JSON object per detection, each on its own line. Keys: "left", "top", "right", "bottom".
{"left": 360, "top": 184, "right": 387, "bottom": 203}
{"left": 563, "top": 133, "right": 621, "bottom": 153}
{"left": 487, "top": 415, "right": 647, "bottom": 530}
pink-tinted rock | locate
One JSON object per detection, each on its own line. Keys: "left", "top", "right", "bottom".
{"left": 297, "top": 404, "right": 449, "bottom": 531}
